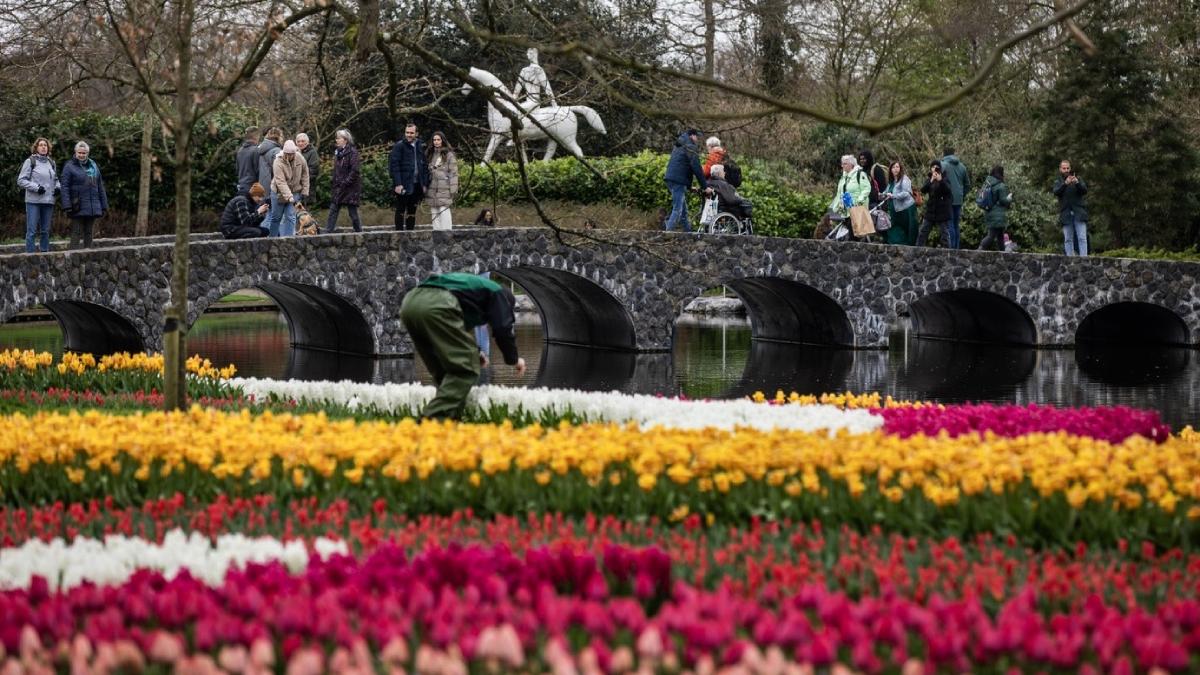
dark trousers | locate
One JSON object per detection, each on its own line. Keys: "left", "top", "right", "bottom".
{"left": 223, "top": 226, "right": 267, "bottom": 240}
{"left": 915, "top": 218, "right": 950, "bottom": 248}
{"left": 326, "top": 203, "right": 362, "bottom": 233}
{"left": 978, "top": 227, "right": 1005, "bottom": 251}
{"left": 69, "top": 217, "right": 96, "bottom": 249}
{"left": 394, "top": 189, "right": 424, "bottom": 231}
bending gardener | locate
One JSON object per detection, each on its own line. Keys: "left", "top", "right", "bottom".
{"left": 400, "top": 273, "right": 526, "bottom": 419}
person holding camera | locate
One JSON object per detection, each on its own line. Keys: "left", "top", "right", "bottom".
{"left": 220, "top": 183, "right": 270, "bottom": 239}
{"left": 16, "top": 137, "right": 59, "bottom": 253}
{"left": 59, "top": 141, "right": 108, "bottom": 250}
{"left": 1053, "top": 159, "right": 1088, "bottom": 256}
{"left": 915, "top": 161, "right": 953, "bottom": 248}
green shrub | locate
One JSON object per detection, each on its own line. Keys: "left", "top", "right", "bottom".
{"left": 1097, "top": 246, "right": 1200, "bottom": 262}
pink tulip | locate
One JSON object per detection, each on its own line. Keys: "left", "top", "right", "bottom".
{"left": 147, "top": 630, "right": 184, "bottom": 663}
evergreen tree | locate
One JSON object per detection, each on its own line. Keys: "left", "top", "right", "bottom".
{"left": 1031, "top": 16, "right": 1199, "bottom": 249}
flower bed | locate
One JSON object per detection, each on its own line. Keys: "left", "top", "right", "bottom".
{"left": 3, "top": 541, "right": 1198, "bottom": 673}
{"left": 0, "top": 349, "right": 234, "bottom": 397}
{"left": 0, "top": 409, "right": 1197, "bottom": 545}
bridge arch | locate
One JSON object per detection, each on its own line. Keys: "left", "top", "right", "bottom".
{"left": 1076, "top": 302, "right": 1191, "bottom": 346}
{"left": 493, "top": 266, "right": 637, "bottom": 351}
{"left": 908, "top": 289, "right": 1037, "bottom": 345}
{"left": 721, "top": 278, "right": 854, "bottom": 347}
{"left": 40, "top": 300, "right": 145, "bottom": 355}
{"left": 192, "top": 281, "right": 375, "bottom": 356}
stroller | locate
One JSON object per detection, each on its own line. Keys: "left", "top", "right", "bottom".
{"left": 824, "top": 205, "right": 890, "bottom": 242}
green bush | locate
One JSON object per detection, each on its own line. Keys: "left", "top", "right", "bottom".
{"left": 1097, "top": 246, "right": 1200, "bottom": 262}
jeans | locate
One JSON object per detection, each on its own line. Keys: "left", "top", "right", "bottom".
{"left": 948, "top": 204, "right": 962, "bottom": 249}
{"left": 69, "top": 217, "right": 96, "bottom": 250}
{"left": 25, "top": 202, "right": 52, "bottom": 253}
{"left": 915, "top": 218, "right": 950, "bottom": 248}
{"left": 269, "top": 193, "right": 296, "bottom": 237}
{"left": 325, "top": 203, "right": 362, "bottom": 233}
{"left": 664, "top": 181, "right": 691, "bottom": 232}
{"left": 395, "top": 189, "right": 423, "bottom": 230}
{"left": 1063, "top": 216, "right": 1088, "bottom": 256}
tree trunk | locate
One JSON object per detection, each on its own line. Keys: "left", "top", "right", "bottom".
{"left": 703, "top": 0, "right": 715, "bottom": 78}
{"left": 757, "top": 0, "right": 787, "bottom": 96}
{"left": 135, "top": 111, "right": 153, "bottom": 237}
{"left": 163, "top": 0, "right": 195, "bottom": 411}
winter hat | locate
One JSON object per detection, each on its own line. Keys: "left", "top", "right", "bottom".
{"left": 282, "top": 140, "right": 298, "bottom": 154}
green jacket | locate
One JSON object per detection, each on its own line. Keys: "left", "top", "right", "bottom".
{"left": 418, "top": 273, "right": 519, "bottom": 364}
{"left": 940, "top": 155, "right": 971, "bottom": 206}
{"left": 833, "top": 167, "right": 870, "bottom": 214}
{"left": 981, "top": 176, "right": 1014, "bottom": 229}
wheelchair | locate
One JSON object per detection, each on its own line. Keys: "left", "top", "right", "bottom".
{"left": 699, "top": 194, "right": 754, "bottom": 235}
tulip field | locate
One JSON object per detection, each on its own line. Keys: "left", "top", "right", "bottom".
{"left": 2, "top": 349, "right": 1200, "bottom": 673}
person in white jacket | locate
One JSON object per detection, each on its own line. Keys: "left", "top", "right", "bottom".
{"left": 16, "top": 137, "right": 59, "bottom": 253}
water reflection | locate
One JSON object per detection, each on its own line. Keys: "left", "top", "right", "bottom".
{"left": 893, "top": 339, "right": 1037, "bottom": 399}
{"left": 1075, "top": 343, "right": 1190, "bottom": 386}
{"left": 3, "top": 309, "right": 1198, "bottom": 429}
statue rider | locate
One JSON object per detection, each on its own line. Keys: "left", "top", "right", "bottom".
{"left": 512, "top": 48, "right": 557, "bottom": 111}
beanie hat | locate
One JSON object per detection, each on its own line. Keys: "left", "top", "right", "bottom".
{"left": 282, "top": 140, "right": 298, "bottom": 154}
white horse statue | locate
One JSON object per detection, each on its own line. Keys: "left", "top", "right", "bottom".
{"left": 461, "top": 66, "right": 607, "bottom": 162}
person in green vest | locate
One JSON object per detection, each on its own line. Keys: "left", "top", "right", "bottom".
{"left": 400, "top": 273, "right": 526, "bottom": 419}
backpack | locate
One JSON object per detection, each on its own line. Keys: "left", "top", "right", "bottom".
{"left": 975, "top": 182, "right": 997, "bottom": 210}
{"left": 723, "top": 154, "right": 742, "bottom": 188}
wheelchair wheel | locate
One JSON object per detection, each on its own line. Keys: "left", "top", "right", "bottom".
{"left": 710, "top": 213, "right": 742, "bottom": 234}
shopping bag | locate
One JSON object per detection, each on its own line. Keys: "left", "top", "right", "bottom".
{"left": 699, "top": 196, "right": 718, "bottom": 228}
{"left": 849, "top": 205, "right": 874, "bottom": 237}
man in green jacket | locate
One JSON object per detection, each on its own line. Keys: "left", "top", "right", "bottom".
{"left": 400, "top": 273, "right": 526, "bottom": 419}
{"left": 940, "top": 147, "right": 971, "bottom": 249}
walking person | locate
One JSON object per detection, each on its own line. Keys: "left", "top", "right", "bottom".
{"left": 220, "top": 183, "right": 270, "bottom": 239}
{"left": 977, "top": 166, "right": 1016, "bottom": 251}
{"left": 915, "top": 161, "right": 953, "bottom": 247}
{"left": 270, "top": 140, "right": 309, "bottom": 237}
{"left": 59, "top": 141, "right": 108, "bottom": 250}
{"left": 882, "top": 161, "right": 918, "bottom": 246}
{"left": 235, "top": 127, "right": 259, "bottom": 196}
{"left": 1053, "top": 159, "right": 1088, "bottom": 256}
{"left": 857, "top": 149, "right": 888, "bottom": 209}
{"left": 831, "top": 155, "right": 870, "bottom": 237}
{"left": 663, "top": 129, "right": 707, "bottom": 232}
{"left": 426, "top": 131, "right": 459, "bottom": 231}
{"left": 295, "top": 133, "right": 320, "bottom": 203}
{"left": 399, "top": 272, "right": 526, "bottom": 419}
{"left": 324, "top": 129, "right": 363, "bottom": 233}
{"left": 940, "top": 147, "right": 970, "bottom": 249}
{"left": 16, "top": 137, "right": 59, "bottom": 253}
{"left": 388, "top": 123, "right": 429, "bottom": 231}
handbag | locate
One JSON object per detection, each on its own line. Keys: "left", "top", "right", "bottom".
{"left": 873, "top": 209, "right": 892, "bottom": 232}
{"left": 849, "top": 205, "right": 874, "bottom": 237}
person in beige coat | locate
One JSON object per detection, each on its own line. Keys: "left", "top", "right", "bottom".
{"left": 270, "top": 140, "right": 309, "bottom": 237}
{"left": 426, "top": 131, "right": 458, "bottom": 230}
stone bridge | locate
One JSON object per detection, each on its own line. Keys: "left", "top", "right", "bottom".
{"left": 2, "top": 228, "right": 1198, "bottom": 356}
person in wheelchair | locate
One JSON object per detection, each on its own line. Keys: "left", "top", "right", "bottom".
{"left": 705, "top": 164, "right": 752, "bottom": 221}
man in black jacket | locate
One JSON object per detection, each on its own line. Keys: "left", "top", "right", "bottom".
{"left": 220, "top": 183, "right": 269, "bottom": 239}
{"left": 388, "top": 123, "right": 430, "bottom": 230}
{"left": 235, "top": 128, "right": 259, "bottom": 196}
{"left": 1053, "top": 159, "right": 1089, "bottom": 256}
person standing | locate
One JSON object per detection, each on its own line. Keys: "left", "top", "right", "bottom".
{"left": 1053, "top": 159, "right": 1088, "bottom": 256}
{"left": 857, "top": 149, "right": 888, "bottom": 209}
{"left": 388, "top": 123, "right": 429, "bottom": 231}
{"left": 16, "top": 137, "right": 59, "bottom": 253}
{"left": 270, "top": 140, "right": 309, "bottom": 237}
{"left": 915, "top": 161, "right": 953, "bottom": 247}
{"left": 702, "top": 136, "right": 726, "bottom": 179}
{"left": 940, "top": 146, "right": 970, "bottom": 249}
{"left": 325, "top": 129, "right": 363, "bottom": 233}
{"left": 258, "top": 128, "right": 284, "bottom": 233}
{"left": 59, "top": 141, "right": 108, "bottom": 250}
{"left": 400, "top": 272, "right": 526, "bottom": 419}
{"left": 220, "top": 183, "right": 270, "bottom": 239}
{"left": 663, "top": 129, "right": 707, "bottom": 232}
{"left": 882, "top": 161, "right": 917, "bottom": 246}
{"left": 426, "top": 131, "right": 459, "bottom": 231}
{"left": 978, "top": 166, "right": 1016, "bottom": 251}
{"left": 295, "top": 133, "right": 320, "bottom": 203}
{"left": 832, "top": 154, "right": 869, "bottom": 220}
{"left": 235, "top": 128, "right": 260, "bottom": 196}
